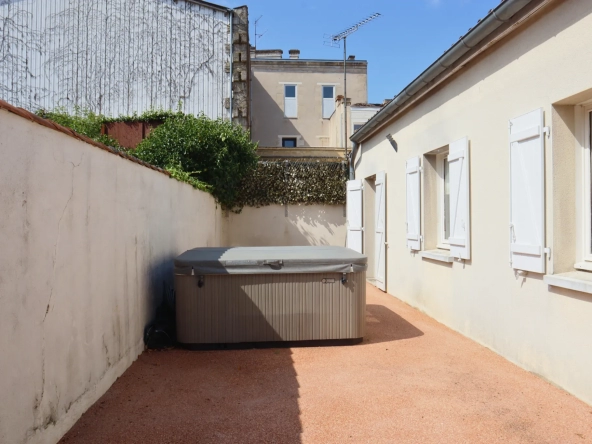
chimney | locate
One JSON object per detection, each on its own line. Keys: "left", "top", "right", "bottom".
{"left": 348, "top": 55, "right": 356, "bottom": 61}
{"left": 253, "top": 49, "right": 283, "bottom": 59}
{"left": 289, "top": 49, "right": 300, "bottom": 59}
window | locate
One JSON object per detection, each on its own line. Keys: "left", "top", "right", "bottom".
{"left": 416, "top": 137, "right": 470, "bottom": 260}
{"left": 282, "top": 137, "right": 297, "bottom": 148}
{"left": 353, "top": 124, "right": 363, "bottom": 133}
{"left": 437, "top": 152, "right": 450, "bottom": 249}
{"left": 284, "top": 85, "right": 297, "bottom": 118}
{"left": 322, "top": 86, "right": 335, "bottom": 119}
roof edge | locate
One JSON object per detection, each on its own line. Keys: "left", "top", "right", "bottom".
{"left": 351, "top": 0, "right": 554, "bottom": 143}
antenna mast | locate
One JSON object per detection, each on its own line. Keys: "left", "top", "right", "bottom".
{"left": 253, "top": 16, "right": 267, "bottom": 51}
{"left": 327, "top": 13, "right": 380, "bottom": 159}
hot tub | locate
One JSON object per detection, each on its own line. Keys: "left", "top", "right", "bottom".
{"left": 174, "top": 246, "right": 367, "bottom": 345}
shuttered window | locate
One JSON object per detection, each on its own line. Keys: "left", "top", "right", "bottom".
{"left": 509, "top": 108, "right": 546, "bottom": 273}
{"left": 322, "top": 86, "right": 335, "bottom": 119}
{"left": 406, "top": 157, "right": 421, "bottom": 251}
{"left": 284, "top": 85, "right": 297, "bottom": 118}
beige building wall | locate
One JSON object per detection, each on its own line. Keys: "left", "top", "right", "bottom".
{"left": 329, "top": 101, "right": 381, "bottom": 148}
{"left": 251, "top": 55, "right": 367, "bottom": 147}
{"left": 353, "top": 0, "right": 592, "bottom": 406}
{"left": 227, "top": 204, "right": 346, "bottom": 247}
{"left": 0, "top": 109, "right": 226, "bottom": 444}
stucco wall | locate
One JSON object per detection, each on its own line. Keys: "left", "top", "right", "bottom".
{"left": 251, "top": 60, "right": 367, "bottom": 147}
{"left": 227, "top": 205, "right": 346, "bottom": 247}
{"left": 353, "top": 0, "right": 592, "bottom": 405}
{"left": 0, "top": 109, "right": 225, "bottom": 444}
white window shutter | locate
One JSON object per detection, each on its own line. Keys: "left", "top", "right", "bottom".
{"left": 375, "top": 171, "right": 386, "bottom": 291}
{"left": 406, "top": 157, "right": 421, "bottom": 251}
{"left": 284, "top": 97, "right": 297, "bottom": 118}
{"left": 448, "top": 137, "right": 470, "bottom": 260}
{"left": 322, "top": 98, "right": 335, "bottom": 119}
{"left": 509, "top": 108, "right": 545, "bottom": 273}
{"left": 347, "top": 180, "right": 363, "bottom": 253}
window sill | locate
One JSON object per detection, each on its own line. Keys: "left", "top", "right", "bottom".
{"left": 574, "top": 261, "right": 592, "bottom": 272}
{"left": 420, "top": 249, "right": 454, "bottom": 263}
{"left": 544, "top": 271, "right": 592, "bottom": 294}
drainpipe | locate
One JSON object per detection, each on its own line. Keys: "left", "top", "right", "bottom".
{"left": 228, "top": 9, "right": 233, "bottom": 123}
{"left": 349, "top": 141, "right": 358, "bottom": 180}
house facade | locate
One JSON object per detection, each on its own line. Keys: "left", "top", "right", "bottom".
{"left": 0, "top": 0, "right": 249, "bottom": 128}
{"left": 250, "top": 49, "right": 374, "bottom": 148}
{"left": 349, "top": 0, "right": 592, "bottom": 405}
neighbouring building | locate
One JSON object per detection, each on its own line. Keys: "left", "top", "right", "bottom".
{"left": 348, "top": 0, "right": 592, "bottom": 406}
{"left": 250, "top": 48, "right": 379, "bottom": 148}
{"left": 0, "top": 0, "right": 249, "bottom": 128}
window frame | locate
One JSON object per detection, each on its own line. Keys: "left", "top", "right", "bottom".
{"left": 284, "top": 84, "right": 298, "bottom": 118}
{"left": 583, "top": 104, "right": 592, "bottom": 262}
{"left": 436, "top": 151, "right": 450, "bottom": 250}
{"left": 281, "top": 137, "right": 298, "bottom": 148}
{"left": 321, "top": 85, "right": 335, "bottom": 119}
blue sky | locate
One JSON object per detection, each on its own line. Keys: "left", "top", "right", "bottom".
{"left": 218, "top": 0, "right": 501, "bottom": 103}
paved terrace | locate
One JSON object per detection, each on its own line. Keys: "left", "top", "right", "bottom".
{"left": 61, "top": 285, "right": 592, "bottom": 443}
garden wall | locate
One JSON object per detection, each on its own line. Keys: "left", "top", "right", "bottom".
{"left": 227, "top": 204, "right": 346, "bottom": 247}
{"left": 0, "top": 106, "right": 226, "bottom": 444}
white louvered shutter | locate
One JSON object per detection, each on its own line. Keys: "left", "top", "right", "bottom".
{"left": 375, "top": 171, "right": 386, "bottom": 291}
{"left": 448, "top": 137, "right": 471, "bottom": 260}
{"left": 347, "top": 180, "right": 363, "bottom": 253}
{"left": 406, "top": 157, "right": 421, "bottom": 251}
{"left": 509, "top": 108, "right": 545, "bottom": 273}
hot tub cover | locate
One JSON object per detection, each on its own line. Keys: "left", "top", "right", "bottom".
{"left": 174, "top": 246, "right": 367, "bottom": 275}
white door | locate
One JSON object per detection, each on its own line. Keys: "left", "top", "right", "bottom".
{"left": 346, "top": 180, "right": 363, "bottom": 253}
{"left": 375, "top": 171, "right": 386, "bottom": 291}
{"left": 509, "top": 108, "right": 546, "bottom": 273}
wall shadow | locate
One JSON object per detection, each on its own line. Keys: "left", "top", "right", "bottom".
{"left": 364, "top": 304, "right": 424, "bottom": 344}
{"left": 62, "top": 248, "right": 305, "bottom": 443}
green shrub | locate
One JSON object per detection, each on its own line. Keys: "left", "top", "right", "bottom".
{"left": 133, "top": 114, "right": 259, "bottom": 210}
{"left": 36, "top": 107, "right": 121, "bottom": 149}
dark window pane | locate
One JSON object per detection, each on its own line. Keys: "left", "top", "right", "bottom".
{"left": 323, "top": 86, "right": 334, "bottom": 99}
{"left": 353, "top": 124, "right": 363, "bottom": 132}
{"left": 282, "top": 138, "right": 297, "bottom": 148}
{"left": 285, "top": 85, "right": 296, "bottom": 98}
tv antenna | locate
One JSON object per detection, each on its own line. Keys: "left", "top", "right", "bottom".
{"left": 253, "top": 16, "right": 268, "bottom": 50}
{"left": 326, "top": 13, "right": 381, "bottom": 158}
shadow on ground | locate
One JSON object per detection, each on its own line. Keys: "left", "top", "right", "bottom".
{"left": 364, "top": 303, "right": 424, "bottom": 344}
{"left": 59, "top": 300, "right": 424, "bottom": 444}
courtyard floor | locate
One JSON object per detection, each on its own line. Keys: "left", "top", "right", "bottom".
{"left": 60, "top": 284, "right": 592, "bottom": 443}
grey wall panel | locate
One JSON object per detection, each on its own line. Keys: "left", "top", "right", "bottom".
{"left": 0, "top": 0, "right": 231, "bottom": 119}
{"left": 176, "top": 272, "right": 366, "bottom": 344}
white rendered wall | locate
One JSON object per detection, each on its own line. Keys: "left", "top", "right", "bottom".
{"left": 0, "top": 108, "right": 226, "bottom": 444}
{"left": 353, "top": 0, "right": 592, "bottom": 406}
{"left": 227, "top": 204, "right": 346, "bottom": 247}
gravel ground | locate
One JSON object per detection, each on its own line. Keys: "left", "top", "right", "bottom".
{"left": 60, "top": 284, "right": 592, "bottom": 443}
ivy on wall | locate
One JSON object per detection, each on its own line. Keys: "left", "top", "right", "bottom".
{"left": 235, "top": 160, "right": 347, "bottom": 208}
{"left": 37, "top": 108, "right": 347, "bottom": 211}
